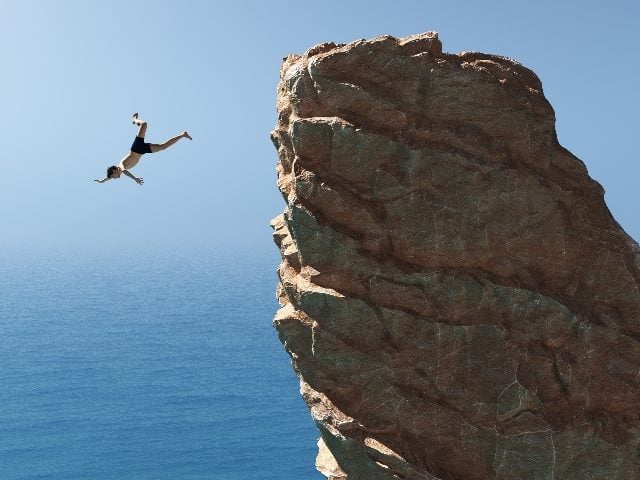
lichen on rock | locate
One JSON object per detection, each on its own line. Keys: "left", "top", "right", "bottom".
{"left": 271, "top": 32, "right": 640, "bottom": 480}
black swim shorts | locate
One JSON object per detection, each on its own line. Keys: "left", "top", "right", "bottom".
{"left": 131, "top": 136, "right": 152, "bottom": 155}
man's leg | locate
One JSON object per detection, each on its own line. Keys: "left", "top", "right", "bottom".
{"left": 132, "top": 112, "right": 148, "bottom": 138}
{"left": 150, "top": 131, "right": 192, "bottom": 153}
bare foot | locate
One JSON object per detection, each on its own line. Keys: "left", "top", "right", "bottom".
{"left": 132, "top": 112, "right": 139, "bottom": 124}
{"left": 183, "top": 131, "right": 193, "bottom": 140}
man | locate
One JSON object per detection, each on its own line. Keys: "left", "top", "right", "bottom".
{"left": 95, "top": 113, "right": 192, "bottom": 185}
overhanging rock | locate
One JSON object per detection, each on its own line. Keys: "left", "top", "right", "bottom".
{"left": 271, "top": 32, "right": 640, "bottom": 480}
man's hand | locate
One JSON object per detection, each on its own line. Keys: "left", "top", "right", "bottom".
{"left": 122, "top": 170, "right": 143, "bottom": 185}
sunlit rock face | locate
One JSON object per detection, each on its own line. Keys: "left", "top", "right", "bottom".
{"left": 271, "top": 32, "right": 640, "bottom": 480}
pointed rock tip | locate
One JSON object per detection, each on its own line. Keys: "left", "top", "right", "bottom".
{"left": 302, "top": 31, "right": 442, "bottom": 59}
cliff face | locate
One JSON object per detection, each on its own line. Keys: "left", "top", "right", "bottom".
{"left": 270, "top": 32, "right": 640, "bottom": 480}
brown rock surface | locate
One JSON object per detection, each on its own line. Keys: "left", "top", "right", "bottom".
{"left": 271, "top": 32, "right": 640, "bottom": 479}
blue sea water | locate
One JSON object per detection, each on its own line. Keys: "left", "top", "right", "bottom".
{"left": 0, "top": 249, "right": 322, "bottom": 480}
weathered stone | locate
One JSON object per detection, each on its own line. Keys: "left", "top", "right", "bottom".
{"left": 272, "top": 32, "right": 640, "bottom": 479}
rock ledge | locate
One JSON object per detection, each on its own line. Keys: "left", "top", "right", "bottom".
{"left": 272, "top": 32, "right": 640, "bottom": 480}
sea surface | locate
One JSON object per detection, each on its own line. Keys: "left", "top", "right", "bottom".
{"left": 0, "top": 249, "right": 321, "bottom": 479}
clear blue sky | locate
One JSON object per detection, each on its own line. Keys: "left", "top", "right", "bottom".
{"left": 1, "top": 0, "right": 637, "bottom": 256}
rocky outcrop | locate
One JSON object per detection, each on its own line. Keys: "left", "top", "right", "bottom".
{"left": 270, "top": 32, "right": 640, "bottom": 479}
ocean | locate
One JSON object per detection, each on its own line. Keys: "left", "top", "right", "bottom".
{"left": 0, "top": 249, "right": 321, "bottom": 479}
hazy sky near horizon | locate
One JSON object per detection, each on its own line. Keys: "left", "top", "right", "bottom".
{"left": 1, "top": 0, "right": 637, "bottom": 255}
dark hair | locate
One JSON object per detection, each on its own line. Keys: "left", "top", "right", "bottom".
{"left": 107, "top": 166, "right": 119, "bottom": 178}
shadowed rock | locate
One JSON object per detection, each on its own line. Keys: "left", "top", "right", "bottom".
{"left": 271, "top": 32, "right": 640, "bottom": 480}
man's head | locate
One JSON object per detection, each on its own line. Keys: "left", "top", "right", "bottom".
{"left": 107, "top": 166, "right": 121, "bottom": 179}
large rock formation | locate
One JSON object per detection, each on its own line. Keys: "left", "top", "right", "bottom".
{"left": 270, "top": 32, "right": 640, "bottom": 479}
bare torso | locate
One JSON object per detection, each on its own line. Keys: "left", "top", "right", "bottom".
{"left": 118, "top": 152, "right": 142, "bottom": 170}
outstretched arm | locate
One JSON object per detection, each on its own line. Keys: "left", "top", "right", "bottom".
{"left": 122, "top": 170, "right": 144, "bottom": 185}
{"left": 94, "top": 177, "right": 110, "bottom": 183}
